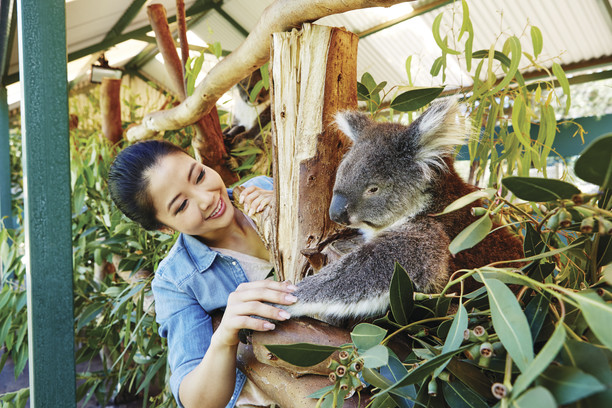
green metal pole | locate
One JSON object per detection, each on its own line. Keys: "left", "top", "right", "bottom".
{"left": 0, "top": 86, "right": 12, "bottom": 229}
{"left": 16, "top": 0, "right": 76, "bottom": 406}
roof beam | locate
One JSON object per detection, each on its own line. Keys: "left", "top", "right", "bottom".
{"left": 0, "top": 0, "right": 16, "bottom": 82}
{"left": 103, "top": 0, "right": 148, "bottom": 41}
{"left": 358, "top": 0, "right": 452, "bottom": 38}
{"left": 68, "top": 0, "right": 218, "bottom": 61}
{"left": 214, "top": 4, "right": 249, "bottom": 37}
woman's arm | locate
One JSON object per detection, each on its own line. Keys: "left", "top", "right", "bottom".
{"left": 178, "top": 279, "right": 297, "bottom": 408}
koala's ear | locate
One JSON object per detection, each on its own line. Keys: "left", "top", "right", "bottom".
{"left": 413, "top": 99, "right": 470, "bottom": 161}
{"left": 335, "top": 111, "right": 371, "bottom": 141}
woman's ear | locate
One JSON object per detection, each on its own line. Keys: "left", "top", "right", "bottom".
{"left": 158, "top": 226, "right": 175, "bottom": 235}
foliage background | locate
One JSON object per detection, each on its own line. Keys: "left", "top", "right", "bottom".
{"left": 1, "top": 1, "right": 611, "bottom": 407}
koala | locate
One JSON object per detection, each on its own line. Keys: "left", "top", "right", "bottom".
{"left": 282, "top": 99, "right": 524, "bottom": 324}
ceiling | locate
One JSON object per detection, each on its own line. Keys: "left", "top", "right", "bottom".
{"left": 1, "top": 0, "right": 612, "bottom": 115}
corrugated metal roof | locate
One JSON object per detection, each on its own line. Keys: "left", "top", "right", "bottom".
{"left": 2, "top": 0, "right": 612, "bottom": 115}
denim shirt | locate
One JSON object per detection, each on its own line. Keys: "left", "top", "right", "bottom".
{"left": 151, "top": 176, "right": 273, "bottom": 408}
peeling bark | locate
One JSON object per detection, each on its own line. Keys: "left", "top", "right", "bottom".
{"left": 127, "top": 0, "right": 411, "bottom": 140}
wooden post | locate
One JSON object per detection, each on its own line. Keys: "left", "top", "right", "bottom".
{"left": 100, "top": 77, "right": 123, "bottom": 144}
{"left": 270, "top": 23, "right": 358, "bottom": 283}
{"left": 17, "top": 0, "right": 76, "bottom": 405}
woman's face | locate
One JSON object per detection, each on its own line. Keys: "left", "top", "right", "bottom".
{"left": 147, "top": 152, "right": 235, "bottom": 238}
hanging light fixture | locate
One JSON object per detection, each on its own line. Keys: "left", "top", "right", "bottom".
{"left": 90, "top": 54, "right": 122, "bottom": 84}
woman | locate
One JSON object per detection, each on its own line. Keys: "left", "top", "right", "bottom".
{"left": 108, "top": 140, "right": 296, "bottom": 408}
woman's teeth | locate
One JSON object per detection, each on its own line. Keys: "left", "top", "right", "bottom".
{"left": 208, "top": 199, "right": 223, "bottom": 219}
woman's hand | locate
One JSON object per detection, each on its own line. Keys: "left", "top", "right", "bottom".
{"left": 239, "top": 186, "right": 274, "bottom": 216}
{"left": 213, "top": 280, "right": 297, "bottom": 347}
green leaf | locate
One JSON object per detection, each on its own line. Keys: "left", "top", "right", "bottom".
{"left": 574, "top": 133, "right": 612, "bottom": 190}
{"left": 306, "top": 384, "right": 334, "bottom": 399}
{"left": 502, "top": 176, "right": 581, "bottom": 202}
{"left": 523, "top": 223, "right": 545, "bottom": 258}
{"left": 458, "top": 0, "right": 470, "bottom": 40}
{"left": 524, "top": 292, "right": 551, "bottom": 340}
{"left": 249, "top": 81, "right": 265, "bottom": 104}
{"left": 361, "top": 344, "right": 390, "bottom": 368}
{"left": 430, "top": 56, "right": 444, "bottom": 77}
{"left": 377, "top": 345, "right": 472, "bottom": 397}
{"left": 538, "top": 365, "right": 606, "bottom": 404}
{"left": 442, "top": 380, "right": 488, "bottom": 408}
{"left": 351, "top": 323, "right": 387, "bottom": 351}
{"left": 560, "top": 339, "right": 612, "bottom": 387}
{"left": 512, "top": 323, "right": 566, "bottom": 397}
{"left": 448, "top": 214, "right": 492, "bottom": 255}
{"left": 552, "top": 62, "right": 571, "bottom": 114}
{"left": 510, "top": 386, "right": 557, "bottom": 408}
{"left": 481, "top": 277, "right": 534, "bottom": 372}
{"left": 433, "top": 303, "right": 468, "bottom": 378}
{"left": 531, "top": 26, "right": 543, "bottom": 58}
{"left": 76, "top": 303, "right": 104, "bottom": 331}
{"left": 432, "top": 13, "right": 461, "bottom": 55}
{"left": 264, "top": 343, "right": 340, "bottom": 367}
{"left": 489, "top": 36, "right": 521, "bottom": 95}
{"left": 390, "top": 87, "right": 444, "bottom": 112}
{"left": 389, "top": 263, "right": 414, "bottom": 325}
{"left": 361, "top": 72, "right": 377, "bottom": 93}
{"left": 259, "top": 62, "right": 270, "bottom": 89}
{"left": 567, "top": 290, "right": 612, "bottom": 350}
{"left": 437, "top": 188, "right": 496, "bottom": 215}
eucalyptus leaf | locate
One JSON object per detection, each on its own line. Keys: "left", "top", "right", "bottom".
{"left": 433, "top": 303, "right": 468, "bottom": 378}
{"left": 552, "top": 62, "right": 571, "bottom": 114}
{"left": 378, "top": 345, "right": 471, "bottom": 397}
{"left": 567, "top": 290, "right": 612, "bottom": 350}
{"left": 512, "top": 323, "right": 566, "bottom": 397}
{"left": 442, "top": 380, "right": 488, "bottom": 408}
{"left": 389, "top": 263, "right": 414, "bottom": 325}
{"left": 306, "top": 384, "right": 334, "bottom": 399}
{"left": 523, "top": 223, "right": 545, "bottom": 258}
{"left": 524, "top": 292, "right": 551, "bottom": 340}
{"left": 502, "top": 176, "right": 581, "bottom": 202}
{"left": 574, "top": 133, "right": 612, "bottom": 189}
{"left": 531, "top": 26, "right": 543, "bottom": 58}
{"left": 264, "top": 343, "right": 339, "bottom": 367}
{"left": 437, "top": 188, "right": 496, "bottom": 215}
{"left": 448, "top": 214, "right": 492, "bottom": 255}
{"left": 510, "top": 386, "right": 556, "bottom": 408}
{"left": 362, "top": 344, "right": 390, "bottom": 368}
{"left": 351, "top": 323, "right": 387, "bottom": 352}
{"left": 560, "top": 339, "right": 612, "bottom": 387}
{"left": 537, "top": 365, "right": 605, "bottom": 404}
{"left": 390, "top": 87, "right": 444, "bottom": 112}
{"left": 482, "top": 277, "right": 534, "bottom": 372}
{"left": 432, "top": 13, "right": 461, "bottom": 55}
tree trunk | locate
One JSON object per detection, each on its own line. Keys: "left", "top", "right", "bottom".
{"left": 99, "top": 77, "right": 123, "bottom": 144}
{"left": 270, "top": 24, "right": 358, "bottom": 283}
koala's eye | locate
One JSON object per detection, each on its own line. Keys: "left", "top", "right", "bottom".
{"left": 365, "top": 185, "right": 379, "bottom": 196}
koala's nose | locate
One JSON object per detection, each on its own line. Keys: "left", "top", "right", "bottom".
{"left": 329, "top": 193, "right": 349, "bottom": 225}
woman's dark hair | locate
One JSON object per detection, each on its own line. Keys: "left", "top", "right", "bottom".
{"left": 108, "top": 140, "right": 186, "bottom": 230}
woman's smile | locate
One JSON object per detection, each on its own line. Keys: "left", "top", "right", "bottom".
{"left": 207, "top": 198, "right": 225, "bottom": 220}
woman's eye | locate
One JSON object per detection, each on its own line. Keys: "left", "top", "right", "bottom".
{"left": 176, "top": 199, "right": 187, "bottom": 214}
{"left": 196, "top": 169, "right": 205, "bottom": 183}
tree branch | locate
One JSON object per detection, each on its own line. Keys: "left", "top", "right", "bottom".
{"left": 126, "top": 0, "right": 412, "bottom": 141}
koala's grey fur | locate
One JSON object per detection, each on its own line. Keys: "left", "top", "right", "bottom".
{"left": 280, "top": 99, "right": 519, "bottom": 324}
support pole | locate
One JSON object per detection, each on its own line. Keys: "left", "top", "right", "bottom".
{"left": 0, "top": 86, "right": 13, "bottom": 229}
{"left": 16, "top": 0, "right": 76, "bottom": 406}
